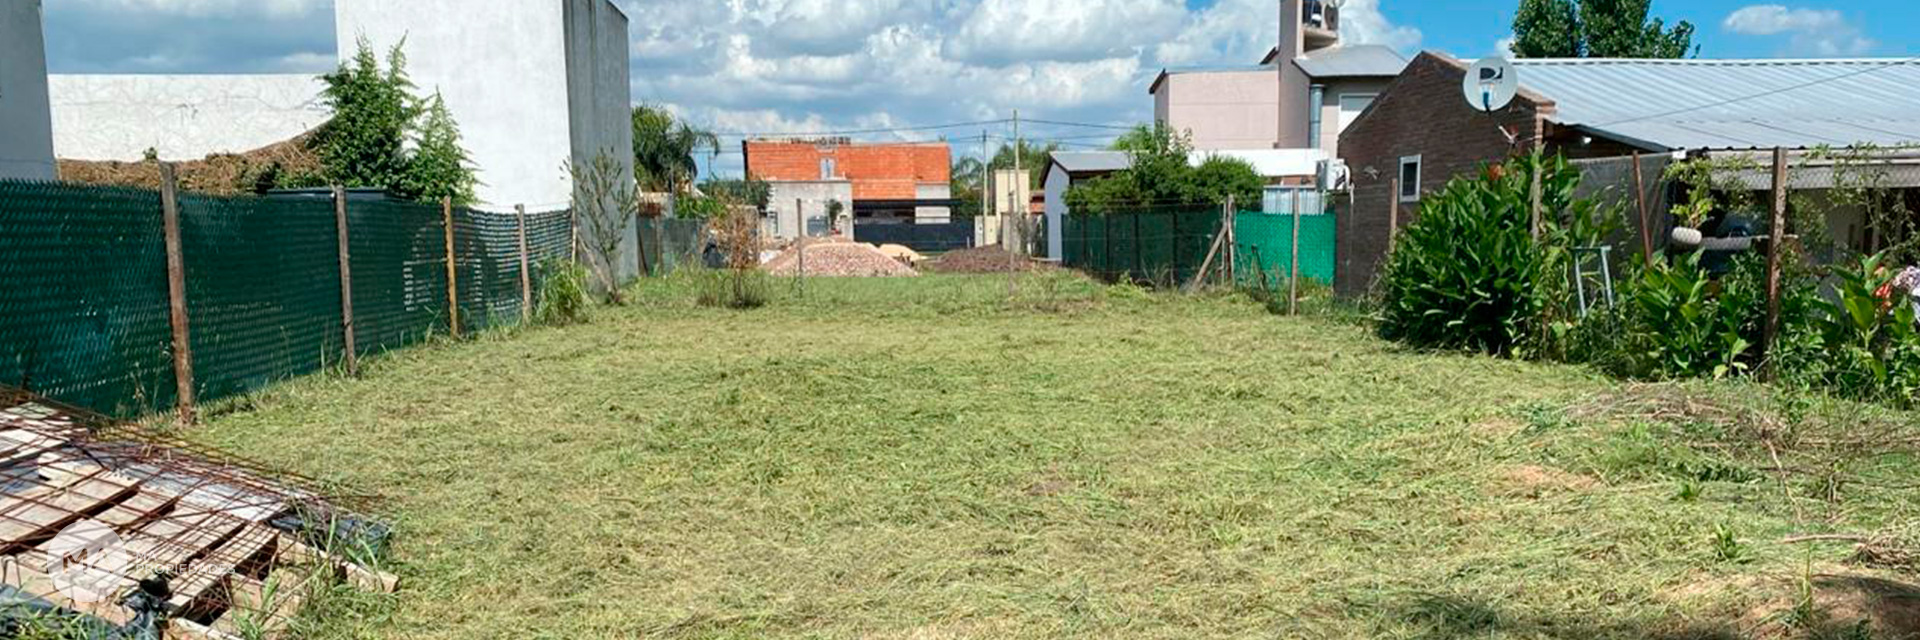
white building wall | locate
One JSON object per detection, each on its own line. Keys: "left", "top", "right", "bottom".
{"left": 1, "top": 0, "right": 57, "bottom": 180}
{"left": 766, "top": 181, "right": 854, "bottom": 240}
{"left": 337, "top": 0, "right": 576, "bottom": 213}
{"left": 48, "top": 75, "right": 326, "bottom": 162}
{"left": 562, "top": 0, "right": 638, "bottom": 280}
{"left": 1154, "top": 70, "right": 1281, "bottom": 152}
{"left": 1043, "top": 164, "right": 1070, "bottom": 259}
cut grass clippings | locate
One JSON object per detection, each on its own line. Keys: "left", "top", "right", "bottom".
{"left": 188, "top": 273, "right": 1920, "bottom": 638}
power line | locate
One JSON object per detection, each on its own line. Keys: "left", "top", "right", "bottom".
{"left": 1019, "top": 118, "right": 1139, "bottom": 131}
{"left": 1591, "top": 55, "right": 1920, "bottom": 129}
{"left": 710, "top": 119, "right": 1012, "bottom": 138}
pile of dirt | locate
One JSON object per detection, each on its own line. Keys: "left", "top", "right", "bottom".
{"left": 57, "top": 132, "right": 323, "bottom": 196}
{"left": 928, "top": 245, "right": 1053, "bottom": 274}
{"left": 765, "top": 240, "right": 919, "bottom": 277}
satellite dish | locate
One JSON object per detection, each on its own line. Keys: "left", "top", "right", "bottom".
{"left": 1463, "top": 56, "right": 1520, "bottom": 113}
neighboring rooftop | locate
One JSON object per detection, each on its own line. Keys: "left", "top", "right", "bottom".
{"left": 1294, "top": 45, "right": 1409, "bottom": 79}
{"left": 1515, "top": 58, "right": 1920, "bottom": 151}
{"left": 1049, "top": 151, "right": 1132, "bottom": 175}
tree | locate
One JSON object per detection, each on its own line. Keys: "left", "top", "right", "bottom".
{"left": 403, "top": 93, "right": 478, "bottom": 205}
{"left": 311, "top": 39, "right": 479, "bottom": 204}
{"left": 566, "top": 150, "right": 638, "bottom": 304}
{"left": 315, "top": 40, "right": 420, "bottom": 193}
{"left": 1510, "top": 0, "right": 1696, "bottom": 59}
{"left": 1064, "top": 123, "right": 1262, "bottom": 213}
{"left": 631, "top": 105, "right": 718, "bottom": 193}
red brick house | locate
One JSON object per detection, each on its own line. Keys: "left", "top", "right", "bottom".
{"left": 1334, "top": 52, "right": 1920, "bottom": 296}
{"left": 743, "top": 139, "right": 954, "bottom": 239}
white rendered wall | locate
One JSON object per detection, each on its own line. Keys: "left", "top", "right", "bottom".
{"left": 1, "top": 0, "right": 57, "bottom": 180}
{"left": 48, "top": 75, "right": 326, "bottom": 162}
{"left": 1044, "top": 164, "right": 1069, "bottom": 259}
{"left": 337, "top": 0, "right": 576, "bottom": 213}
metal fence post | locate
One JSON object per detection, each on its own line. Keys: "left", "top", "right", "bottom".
{"left": 158, "top": 163, "right": 196, "bottom": 425}
{"left": 443, "top": 196, "right": 461, "bottom": 340}
{"left": 334, "top": 186, "right": 358, "bottom": 377}
{"left": 517, "top": 204, "right": 532, "bottom": 324}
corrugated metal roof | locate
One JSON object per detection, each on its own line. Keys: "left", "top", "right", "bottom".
{"left": 1295, "top": 45, "right": 1409, "bottom": 78}
{"left": 1513, "top": 58, "right": 1920, "bottom": 150}
{"left": 1050, "top": 151, "right": 1132, "bottom": 174}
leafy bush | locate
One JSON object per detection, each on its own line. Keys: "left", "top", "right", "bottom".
{"left": 1377, "top": 153, "right": 1605, "bottom": 355}
{"left": 536, "top": 259, "right": 591, "bottom": 326}
{"left": 310, "top": 40, "right": 479, "bottom": 205}
{"left": 1812, "top": 253, "right": 1920, "bottom": 403}
{"left": 1063, "top": 123, "right": 1263, "bottom": 212}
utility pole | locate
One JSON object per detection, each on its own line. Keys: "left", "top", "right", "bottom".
{"left": 982, "top": 129, "right": 990, "bottom": 250}
{"left": 1009, "top": 109, "right": 1021, "bottom": 300}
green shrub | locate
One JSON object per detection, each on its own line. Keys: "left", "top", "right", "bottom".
{"left": 1812, "top": 253, "right": 1920, "bottom": 403}
{"left": 536, "top": 259, "right": 591, "bottom": 326}
{"left": 693, "top": 266, "right": 772, "bottom": 309}
{"left": 1377, "top": 153, "right": 1607, "bottom": 355}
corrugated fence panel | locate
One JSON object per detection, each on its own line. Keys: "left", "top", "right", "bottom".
{"left": 0, "top": 182, "right": 173, "bottom": 416}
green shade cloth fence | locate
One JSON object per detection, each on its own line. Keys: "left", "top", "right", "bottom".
{"left": 1058, "top": 206, "right": 1336, "bottom": 289}
{"left": 1233, "top": 211, "right": 1337, "bottom": 291}
{"left": 0, "top": 180, "right": 574, "bottom": 417}
{"left": 1060, "top": 207, "right": 1224, "bottom": 285}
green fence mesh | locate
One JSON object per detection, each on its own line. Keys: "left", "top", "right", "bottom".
{"left": 1060, "top": 208, "right": 1223, "bottom": 286}
{"left": 0, "top": 182, "right": 173, "bottom": 417}
{"left": 1233, "top": 211, "right": 1337, "bottom": 291}
{"left": 0, "top": 179, "right": 601, "bottom": 418}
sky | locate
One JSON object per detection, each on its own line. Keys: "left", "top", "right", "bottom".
{"left": 40, "top": 0, "right": 1913, "bottom": 178}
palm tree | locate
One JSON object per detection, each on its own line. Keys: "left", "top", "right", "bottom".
{"left": 631, "top": 105, "right": 719, "bottom": 193}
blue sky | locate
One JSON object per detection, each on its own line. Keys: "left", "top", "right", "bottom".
{"left": 38, "top": 1, "right": 1911, "bottom": 176}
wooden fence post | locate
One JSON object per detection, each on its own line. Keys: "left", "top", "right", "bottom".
{"left": 443, "top": 197, "right": 461, "bottom": 340}
{"left": 1290, "top": 190, "right": 1302, "bottom": 316}
{"left": 1529, "top": 156, "right": 1544, "bottom": 241}
{"left": 1388, "top": 175, "right": 1401, "bottom": 256}
{"left": 517, "top": 204, "right": 532, "bottom": 324}
{"left": 334, "top": 186, "right": 358, "bottom": 378}
{"left": 1763, "top": 147, "right": 1788, "bottom": 378}
{"left": 158, "top": 163, "right": 196, "bottom": 425}
{"left": 1632, "top": 152, "right": 1653, "bottom": 260}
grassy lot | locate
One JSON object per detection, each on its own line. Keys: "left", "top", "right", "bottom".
{"left": 193, "top": 273, "right": 1920, "bottom": 639}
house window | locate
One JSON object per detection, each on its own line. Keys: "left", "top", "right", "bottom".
{"left": 1398, "top": 155, "right": 1422, "bottom": 202}
{"left": 1338, "top": 93, "right": 1376, "bottom": 133}
{"left": 1263, "top": 187, "right": 1324, "bottom": 215}
{"left": 821, "top": 158, "right": 836, "bottom": 180}
{"left": 1307, "top": 85, "right": 1326, "bottom": 149}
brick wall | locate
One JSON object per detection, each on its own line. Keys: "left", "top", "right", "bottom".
{"left": 1334, "top": 52, "right": 1551, "bottom": 297}
{"left": 744, "top": 141, "right": 951, "bottom": 201}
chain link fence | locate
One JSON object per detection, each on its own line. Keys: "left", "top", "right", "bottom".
{"left": 0, "top": 179, "right": 576, "bottom": 417}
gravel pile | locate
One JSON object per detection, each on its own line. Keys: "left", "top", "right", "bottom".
{"left": 765, "top": 241, "right": 919, "bottom": 277}
{"left": 928, "top": 246, "right": 1052, "bottom": 274}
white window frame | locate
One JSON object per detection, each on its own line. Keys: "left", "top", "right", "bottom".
{"left": 1337, "top": 93, "right": 1378, "bottom": 133}
{"left": 1398, "top": 155, "right": 1422, "bottom": 203}
{"left": 821, "top": 158, "right": 837, "bottom": 180}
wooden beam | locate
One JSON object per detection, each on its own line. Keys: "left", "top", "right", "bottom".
{"left": 159, "top": 163, "right": 196, "bottom": 425}
{"left": 1290, "top": 190, "right": 1302, "bottom": 316}
{"left": 1764, "top": 147, "right": 1788, "bottom": 377}
{"left": 442, "top": 197, "right": 461, "bottom": 339}
{"left": 1632, "top": 152, "right": 1653, "bottom": 260}
{"left": 517, "top": 204, "right": 533, "bottom": 324}
{"left": 334, "top": 187, "right": 357, "bottom": 377}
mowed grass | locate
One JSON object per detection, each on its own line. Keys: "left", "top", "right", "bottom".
{"left": 192, "top": 273, "right": 1920, "bottom": 639}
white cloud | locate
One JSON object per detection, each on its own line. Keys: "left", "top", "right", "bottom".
{"left": 945, "top": 0, "right": 1187, "bottom": 67}
{"left": 1337, "top": 0, "right": 1423, "bottom": 53}
{"left": 45, "top": 0, "right": 1431, "bottom": 176}
{"left": 1723, "top": 4, "right": 1876, "bottom": 56}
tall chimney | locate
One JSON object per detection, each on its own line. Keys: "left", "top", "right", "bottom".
{"left": 1275, "top": 0, "right": 1311, "bottom": 148}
